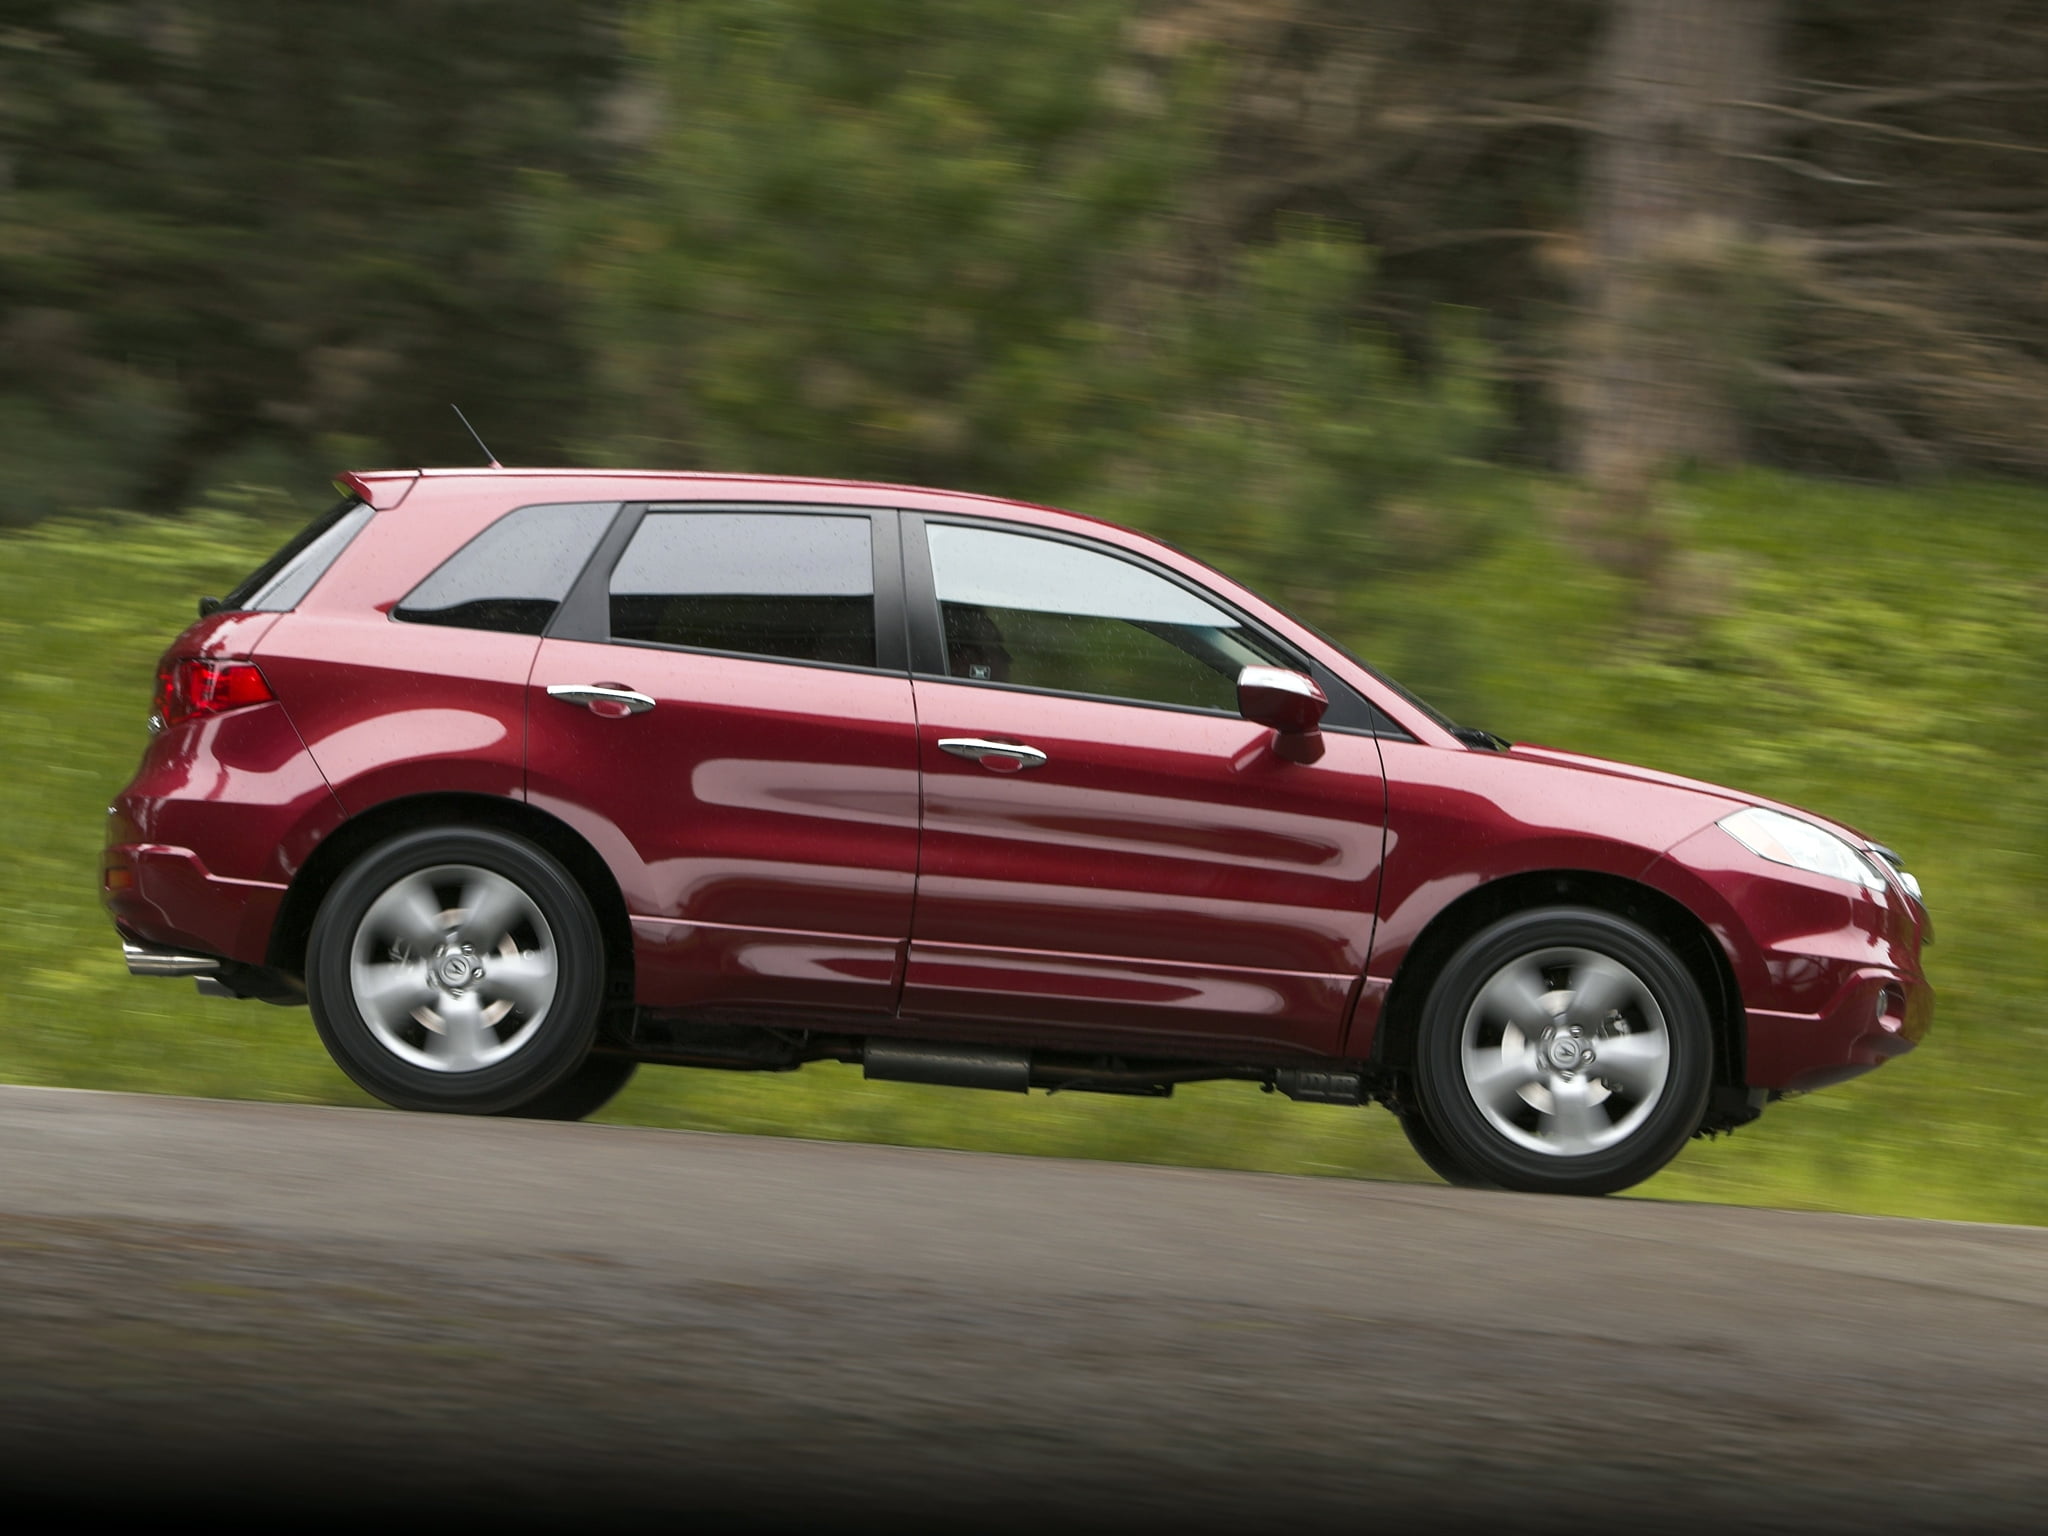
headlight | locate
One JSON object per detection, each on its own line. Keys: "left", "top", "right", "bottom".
{"left": 1718, "top": 807, "right": 1886, "bottom": 892}
{"left": 1868, "top": 843, "right": 1923, "bottom": 902}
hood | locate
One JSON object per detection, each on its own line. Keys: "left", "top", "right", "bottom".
{"left": 1505, "top": 742, "right": 1872, "bottom": 846}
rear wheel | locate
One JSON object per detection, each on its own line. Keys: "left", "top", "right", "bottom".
{"left": 1409, "top": 907, "right": 1713, "bottom": 1197}
{"left": 308, "top": 827, "right": 605, "bottom": 1114}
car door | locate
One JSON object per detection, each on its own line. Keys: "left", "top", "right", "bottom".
{"left": 526, "top": 504, "right": 919, "bottom": 1018}
{"left": 899, "top": 515, "right": 1389, "bottom": 1056}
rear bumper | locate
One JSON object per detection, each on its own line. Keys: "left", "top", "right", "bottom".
{"left": 101, "top": 695, "right": 342, "bottom": 973}
{"left": 102, "top": 841, "right": 286, "bottom": 969}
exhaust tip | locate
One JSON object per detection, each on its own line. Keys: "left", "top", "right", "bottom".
{"left": 122, "top": 941, "right": 222, "bottom": 978}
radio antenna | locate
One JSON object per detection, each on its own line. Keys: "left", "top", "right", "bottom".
{"left": 450, "top": 403, "right": 502, "bottom": 469}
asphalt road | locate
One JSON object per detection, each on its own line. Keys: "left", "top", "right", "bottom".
{"left": 3, "top": 1085, "right": 2045, "bottom": 1533}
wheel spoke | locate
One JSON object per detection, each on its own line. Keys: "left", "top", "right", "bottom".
{"left": 362, "top": 874, "right": 449, "bottom": 952}
{"left": 479, "top": 951, "right": 555, "bottom": 1019}
{"left": 351, "top": 961, "right": 437, "bottom": 1027}
{"left": 1538, "top": 1075, "right": 1607, "bottom": 1154}
{"left": 1592, "top": 1030, "right": 1667, "bottom": 1097}
{"left": 1564, "top": 955, "right": 1640, "bottom": 1026}
{"left": 427, "top": 995, "right": 497, "bottom": 1073}
{"left": 1464, "top": 1042, "right": 1542, "bottom": 1118}
{"left": 455, "top": 871, "right": 527, "bottom": 950}
{"left": 1476, "top": 959, "right": 1557, "bottom": 1036}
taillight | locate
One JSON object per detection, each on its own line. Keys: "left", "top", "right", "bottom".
{"left": 149, "top": 658, "right": 277, "bottom": 732}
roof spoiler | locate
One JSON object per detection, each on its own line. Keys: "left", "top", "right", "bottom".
{"left": 334, "top": 469, "right": 421, "bottom": 510}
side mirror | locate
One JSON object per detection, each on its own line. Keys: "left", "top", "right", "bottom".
{"left": 1236, "top": 666, "right": 1327, "bottom": 764}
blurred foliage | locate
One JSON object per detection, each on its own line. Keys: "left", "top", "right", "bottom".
{"left": 9, "top": 0, "right": 2046, "bottom": 529}
{"left": 555, "top": 3, "right": 1492, "bottom": 533}
{"left": 1188, "top": 0, "right": 2048, "bottom": 481}
{"left": 0, "top": 1, "right": 620, "bottom": 522}
{"left": 3, "top": 475, "right": 2044, "bottom": 1224}
{"left": 554, "top": 0, "right": 1198, "bottom": 493}
{"left": 1077, "top": 230, "right": 1496, "bottom": 622}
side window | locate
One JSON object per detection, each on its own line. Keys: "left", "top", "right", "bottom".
{"left": 924, "top": 524, "right": 1293, "bottom": 712}
{"left": 608, "top": 511, "right": 876, "bottom": 667}
{"left": 395, "top": 502, "right": 617, "bottom": 635}
{"left": 223, "top": 497, "right": 376, "bottom": 613}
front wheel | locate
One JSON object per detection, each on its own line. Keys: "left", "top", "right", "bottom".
{"left": 1409, "top": 907, "right": 1713, "bottom": 1197}
{"left": 308, "top": 827, "right": 606, "bottom": 1114}
{"left": 1394, "top": 1107, "right": 1497, "bottom": 1189}
{"left": 492, "top": 1054, "right": 639, "bottom": 1122}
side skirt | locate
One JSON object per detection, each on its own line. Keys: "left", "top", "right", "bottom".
{"left": 619, "top": 1011, "right": 1379, "bottom": 1104}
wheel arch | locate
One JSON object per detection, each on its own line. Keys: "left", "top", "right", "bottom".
{"left": 1369, "top": 869, "right": 1744, "bottom": 1095}
{"left": 266, "top": 792, "right": 635, "bottom": 1013}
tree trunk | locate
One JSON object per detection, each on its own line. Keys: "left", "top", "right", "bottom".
{"left": 1571, "top": 0, "right": 1782, "bottom": 566}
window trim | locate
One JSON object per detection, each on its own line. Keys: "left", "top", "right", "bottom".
{"left": 548, "top": 502, "right": 909, "bottom": 676}
{"left": 901, "top": 511, "right": 1405, "bottom": 736}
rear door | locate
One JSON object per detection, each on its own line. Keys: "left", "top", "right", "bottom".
{"left": 900, "top": 515, "right": 1388, "bottom": 1057}
{"left": 527, "top": 505, "right": 919, "bottom": 1018}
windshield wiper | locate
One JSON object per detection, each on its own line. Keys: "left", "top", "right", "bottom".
{"left": 1452, "top": 726, "right": 1510, "bottom": 752}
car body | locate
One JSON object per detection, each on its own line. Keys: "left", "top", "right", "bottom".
{"left": 104, "top": 468, "right": 1933, "bottom": 1193}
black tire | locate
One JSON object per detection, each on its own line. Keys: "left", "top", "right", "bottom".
{"left": 492, "top": 1054, "right": 639, "bottom": 1122}
{"left": 1395, "top": 1107, "right": 1499, "bottom": 1189}
{"left": 1409, "top": 906, "right": 1713, "bottom": 1197}
{"left": 307, "top": 827, "right": 606, "bottom": 1114}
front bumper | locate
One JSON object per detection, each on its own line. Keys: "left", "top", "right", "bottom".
{"left": 1744, "top": 964, "right": 1933, "bottom": 1093}
{"left": 1651, "top": 822, "right": 1933, "bottom": 1094}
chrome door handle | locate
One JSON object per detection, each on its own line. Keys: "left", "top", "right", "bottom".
{"left": 547, "top": 683, "right": 656, "bottom": 715}
{"left": 937, "top": 737, "right": 1048, "bottom": 771}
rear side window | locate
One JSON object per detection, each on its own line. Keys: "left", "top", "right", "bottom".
{"left": 395, "top": 502, "right": 618, "bottom": 635}
{"left": 221, "top": 497, "right": 376, "bottom": 612}
{"left": 608, "top": 511, "right": 875, "bottom": 667}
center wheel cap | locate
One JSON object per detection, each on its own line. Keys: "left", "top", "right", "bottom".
{"left": 437, "top": 955, "right": 479, "bottom": 989}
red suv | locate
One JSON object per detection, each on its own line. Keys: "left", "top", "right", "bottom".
{"left": 104, "top": 469, "right": 1932, "bottom": 1194}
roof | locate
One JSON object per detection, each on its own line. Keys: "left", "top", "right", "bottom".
{"left": 338, "top": 465, "right": 1106, "bottom": 526}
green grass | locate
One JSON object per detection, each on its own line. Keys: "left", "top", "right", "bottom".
{"left": 3, "top": 474, "right": 2044, "bottom": 1222}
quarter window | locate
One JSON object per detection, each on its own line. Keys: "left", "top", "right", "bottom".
{"left": 608, "top": 512, "right": 876, "bottom": 667}
{"left": 924, "top": 524, "right": 1292, "bottom": 711}
{"left": 223, "top": 497, "right": 376, "bottom": 613}
{"left": 395, "top": 502, "right": 617, "bottom": 635}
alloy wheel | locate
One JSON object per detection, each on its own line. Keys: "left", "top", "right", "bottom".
{"left": 347, "top": 863, "right": 559, "bottom": 1073}
{"left": 1457, "top": 944, "right": 1671, "bottom": 1158}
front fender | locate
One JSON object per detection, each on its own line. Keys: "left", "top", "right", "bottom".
{"left": 1366, "top": 742, "right": 1737, "bottom": 978}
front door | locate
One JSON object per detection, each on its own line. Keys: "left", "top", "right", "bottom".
{"left": 900, "top": 518, "right": 1387, "bottom": 1056}
{"left": 527, "top": 506, "right": 919, "bottom": 1018}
